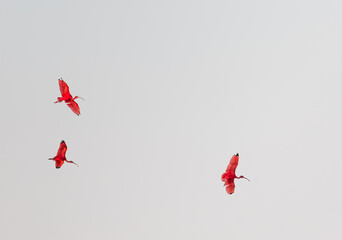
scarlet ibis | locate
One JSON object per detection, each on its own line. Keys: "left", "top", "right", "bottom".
{"left": 54, "top": 78, "right": 84, "bottom": 115}
{"left": 221, "top": 153, "right": 250, "bottom": 194}
{"left": 49, "top": 140, "right": 79, "bottom": 169}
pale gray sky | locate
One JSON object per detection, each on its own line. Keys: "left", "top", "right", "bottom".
{"left": 1, "top": 0, "right": 342, "bottom": 239}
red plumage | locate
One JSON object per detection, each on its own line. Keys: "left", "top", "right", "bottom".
{"left": 49, "top": 140, "right": 79, "bottom": 169}
{"left": 65, "top": 100, "right": 81, "bottom": 116}
{"left": 54, "top": 78, "right": 84, "bottom": 116}
{"left": 221, "top": 153, "right": 249, "bottom": 194}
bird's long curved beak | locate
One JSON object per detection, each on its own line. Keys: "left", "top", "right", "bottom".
{"left": 65, "top": 160, "right": 79, "bottom": 167}
{"left": 72, "top": 162, "right": 79, "bottom": 167}
{"left": 243, "top": 176, "right": 250, "bottom": 182}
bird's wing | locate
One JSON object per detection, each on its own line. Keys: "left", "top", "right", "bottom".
{"left": 57, "top": 141, "right": 67, "bottom": 158}
{"left": 225, "top": 178, "right": 235, "bottom": 194}
{"left": 58, "top": 79, "right": 72, "bottom": 98}
{"left": 66, "top": 100, "right": 80, "bottom": 115}
{"left": 55, "top": 160, "right": 64, "bottom": 169}
{"left": 225, "top": 154, "right": 239, "bottom": 175}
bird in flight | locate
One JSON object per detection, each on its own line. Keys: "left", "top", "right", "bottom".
{"left": 221, "top": 153, "right": 250, "bottom": 194}
{"left": 49, "top": 140, "right": 79, "bottom": 169}
{"left": 54, "top": 78, "right": 84, "bottom": 115}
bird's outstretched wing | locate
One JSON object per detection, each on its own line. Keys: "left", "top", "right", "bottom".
{"left": 66, "top": 100, "right": 80, "bottom": 115}
{"left": 225, "top": 154, "right": 239, "bottom": 175}
{"left": 57, "top": 140, "right": 67, "bottom": 158}
{"left": 55, "top": 160, "right": 64, "bottom": 169}
{"left": 225, "top": 178, "right": 235, "bottom": 194}
{"left": 58, "top": 79, "right": 72, "bottom": 98}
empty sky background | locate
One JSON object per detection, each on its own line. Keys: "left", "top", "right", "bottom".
{"left": 1, "top": 0, "right": 342, "bottom": 239}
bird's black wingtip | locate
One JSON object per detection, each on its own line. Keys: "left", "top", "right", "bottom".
{"left": 60, "top": 140, "right": 65, "bottom": 144}
{"left": 235, "top": 153, "right": 239, "bottom": 156}
{"left": 56, "top": 166, "right": 60, "bottom": 169}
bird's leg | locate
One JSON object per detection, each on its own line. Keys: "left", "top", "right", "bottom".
{"left": 65, "top": 160, "right": 79, "bottom": 167}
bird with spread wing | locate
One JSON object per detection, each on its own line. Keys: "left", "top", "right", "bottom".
{"left": 221, "top": 153, "right": 250, "bottom": 194}
{"left": 49, "top": 140, "right": 79, "bottom": 169}
{"left": 54, "top": 78, "right": 84, "bottom": 115}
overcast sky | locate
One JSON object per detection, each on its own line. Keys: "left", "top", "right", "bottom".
{"left": 1, "top": 0, "right": 342, "bottom": 239}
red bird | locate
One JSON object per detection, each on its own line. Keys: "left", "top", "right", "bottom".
{"left": 221, "top": 153, "right": 250, "bottom": 194}
{"left": 54, "top": 78, "right": 84, "bottom": 115}
{"left": 49, "top": 140, "right": 79, "bottom": 169}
